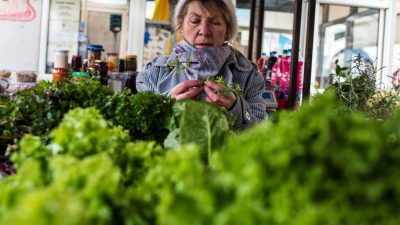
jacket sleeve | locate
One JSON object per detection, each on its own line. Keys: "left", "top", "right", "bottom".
{"left": 228, "top": 68, "right": 267, "bottom": 130}
{"left": 136, "top": 64, "right": 159, "bottom": 92}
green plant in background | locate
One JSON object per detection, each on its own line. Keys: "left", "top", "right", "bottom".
{"left": 100, "top": 91, "right": 175, "bottom": 144}
{"left": 328, "top": 54, "right": 400, "bottom": 119}
{"left": 0, "top": 78, "right": 114, "bottom": 143}
{"left": 327, "top": 54, "right": 377, "bottom": 112}
{"left": 0, "top": 78, "right": 177, "bottom": 146}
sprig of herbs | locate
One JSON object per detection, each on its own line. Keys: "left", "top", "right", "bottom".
{"left": 328, "top": 54, "right": 400, "bottom": 120}
{"left": 166, "top": 53, "right": 193, "bottom": 75}
{"left": 206, "top": 75, "right": 243, "bottom": 96}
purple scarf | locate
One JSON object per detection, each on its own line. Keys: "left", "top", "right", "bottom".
{"left": 169, "top": 39, "right": 232, "bottom": 80}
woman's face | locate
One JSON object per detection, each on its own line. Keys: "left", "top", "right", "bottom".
{"left": 180, "top": 1, "right": 227, "bottom": 48}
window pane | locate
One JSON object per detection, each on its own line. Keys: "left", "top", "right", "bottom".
{"left": 313, "top": 5, "right": 380, "bottom": 92}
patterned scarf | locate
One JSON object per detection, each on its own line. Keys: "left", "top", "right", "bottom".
{"left": 168, "top": 39, "right": 232, "bottom": 80}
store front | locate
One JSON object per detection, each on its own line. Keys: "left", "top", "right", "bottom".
{"left": 0, "top": 0, "right": 398, "bottom": 91}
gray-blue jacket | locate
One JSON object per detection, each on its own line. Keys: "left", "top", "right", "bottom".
{"left": 136, "top": 48, "right": 267, "bottom": 130}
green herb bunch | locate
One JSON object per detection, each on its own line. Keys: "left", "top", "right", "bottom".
{"left": 206, "top": 75, "right": 242, "bottom": 96}
{"left": 328, "top": 54, "right": 377, "bottom": 113}
{"left": 328, "top": 54, "right": 400, "bottom": 119}
{"left": 100, "top": 91, "right": 175, "bottom": 144}
{"left": 1, "top": 78, "right": 114, "bottom": 142}
{"left": 166, "top": 53, "right": 193, "bottom": 75}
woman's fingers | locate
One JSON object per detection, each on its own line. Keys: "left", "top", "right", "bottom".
{"left": 204, "top": 85, "right": 220, "bottom": 102}
{"left": 170, "top": 80, "right": 203, "bottom": 99}
{"left": 171, "top": 80, "right": 203, "bottom": 95}
{"left": 204, "top": 81, "right": 222, "bottom": 91}
{"left": 204, "top": 83, "right": 236, "bottom": 109}
{"left": 175, "top": 86, "right": 203, "bottom": 100}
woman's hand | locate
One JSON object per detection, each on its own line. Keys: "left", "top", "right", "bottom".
{"left": 170, "top": 80, "right": 203, "bottom": 101}
{"left": 204, "top": 81, "right": 236, "bottom": 110}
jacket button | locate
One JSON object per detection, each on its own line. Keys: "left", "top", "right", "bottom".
{"left": 245, "top": 112, "right": 251, "bottom": 121}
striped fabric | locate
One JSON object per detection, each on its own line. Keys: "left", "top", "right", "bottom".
{"left": 136, "top": 48, "right": 267, "bottom": 130}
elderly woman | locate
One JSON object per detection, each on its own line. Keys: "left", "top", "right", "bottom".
{"left": 136, "top": 0, "right": 266, "bottom": 130}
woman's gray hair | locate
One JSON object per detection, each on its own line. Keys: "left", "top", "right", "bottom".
{"left": 173, "top": 0, "right": 238, "bottom": 42}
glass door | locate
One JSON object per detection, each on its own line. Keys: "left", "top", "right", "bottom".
{"left": 313, "top": 5, "right": 381, "bottom": 92}
{"left": 261, "top": 0, "right": 295, "bottom": 57}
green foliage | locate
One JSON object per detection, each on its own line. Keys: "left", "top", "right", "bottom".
{"left": 0, "top": 78, "right": 176, "bottom": 147}
{"left": 366, "top": 89, "right": 400, "bottom": 120}
{"left": 166, "top": 53, "right": 193, "bottom": 75}
{"left": 164, "top": 100, "right": 230, "bottom": 164}
{"left": 328, "top": 55, "right": 376, "bottom": 112}
{"left": 2, "top": 90, "right": 400, "bottom": 225}
{"left": 100, "top": 91, "right": 175, "bottom": 143}
{"left": 328, "top": 55, "right": 400, "bottom": 119}
{"left": 1, "top": 108, "right": 165, "bottom": 225}
{"left": 142, "top": 92, "right": 400, "bottom": 225}
{"left": 1, "top": 78, "right": 113, "bottom": 142}
{"left": 206, "top": 75, "right": 243, "bottom": 96}
{"left": 213, "top": 91, "right": 400, "bottom": 225}
{"left": 0, "top": 154, "right": 121, "bottom": 225}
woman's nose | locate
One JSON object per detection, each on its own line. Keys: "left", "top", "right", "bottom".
{"left": 198, "top": 22, "right": 211, "bottom": 36}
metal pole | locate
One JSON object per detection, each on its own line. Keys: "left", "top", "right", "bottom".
{"left": 247, "top": 0, "right": 256, "bottom": 60}
{"left": 288, "top": 0, "right": 303, "bottom": 109}
{"left": 302, "top": 0, "right": 316, "bottom": 100}
{"left": 256, "top": 0, "right": 265, "bottom": 60}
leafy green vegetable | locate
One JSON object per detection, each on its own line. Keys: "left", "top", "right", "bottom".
{"left": 1, "top": 78, "right": 114, "bottom": 142}
{"left": 100, "top": 91, "right": 175, "bottom": 143}
{"left": 2, "top": 107, "right": 166, "bottom": 225}
{"left": 164, "top": 100, "right": 230, "bottom": 164}
{"left": 3, "top": 90, "right": 400, "bottom": 225}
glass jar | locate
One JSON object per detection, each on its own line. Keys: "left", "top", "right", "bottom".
{"left": 87, "top": 44, "right": 104, "bottom": 68}
{"left": 71, "top": 55, "right": 82, "bottom": 72}
{"left": 52, "top": 68, "right": 69, "bottom": 82}
{"left": 94, "top": 60, "right": 108, "bottom": 85}
{"left": 125, "top": 71, "right": 138, "bottom": 94}
{"left": 94, "top": 60, "right": 108, "bottom": 76}
{"left": 54, "top": 50, "right": 69, "bottom": 69}
{"left": 106, "top": 52, "right": 119, "bottom": 72}
{"left": 125, "top": 54, "right": 137, "bottom": 73}
{"left": 118, "top": 59, "right": 125, "bottom": 72}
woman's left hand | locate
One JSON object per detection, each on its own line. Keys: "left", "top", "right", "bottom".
{"left": 204, "top": 81, "right": 236, "bottom": 110}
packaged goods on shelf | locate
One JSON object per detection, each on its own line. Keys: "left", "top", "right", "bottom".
{"left": 16, "top": 71, "right": 38, "bottom": 83}
{"left": 0, "top": 70, "right": 12, "bottom": 79}
{"left": 0, "top": 80, "right": 36, "bottom": 94}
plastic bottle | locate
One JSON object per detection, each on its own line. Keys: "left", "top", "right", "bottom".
{"left": 277, "top": 50, "right": 291, "bottom": 109}
{"left": 296, "top": 52, "right": 304, "bottom": 109}
{"left": 256, "top": 53, "right": 267, "bottom": 77}
{"left": 78, "top": 22, "right": 88, "bottom": 58}
{"left": 271, "top": 54, "right": 282, "bottom": 92}
{"left": 265, "top": 51, "right": 278, "bottom": 89}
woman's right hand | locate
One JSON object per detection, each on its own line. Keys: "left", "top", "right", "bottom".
{"left": 170, "top": 80, "right": 203, "bottom": 101}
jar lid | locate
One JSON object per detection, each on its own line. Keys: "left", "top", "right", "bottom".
{"left": 107, "top": 51, "right": 119, "bottom": 56}
{"left": 72, "top": 55, "right": 82, "bottom": 58}
{"left": 87, "top": 44, "right": 104, "bottom": 51}
{"left": 53, "top": 68, "right": 70, "bottom": 72}
{"left": 95, "top": 60, "right": 103, "bottom": 63}
{"left": 56, "top": 49, "right": 69, "bottom": 54}
{"left": 125, "top": 54, "right": 137, "bottom": 59}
